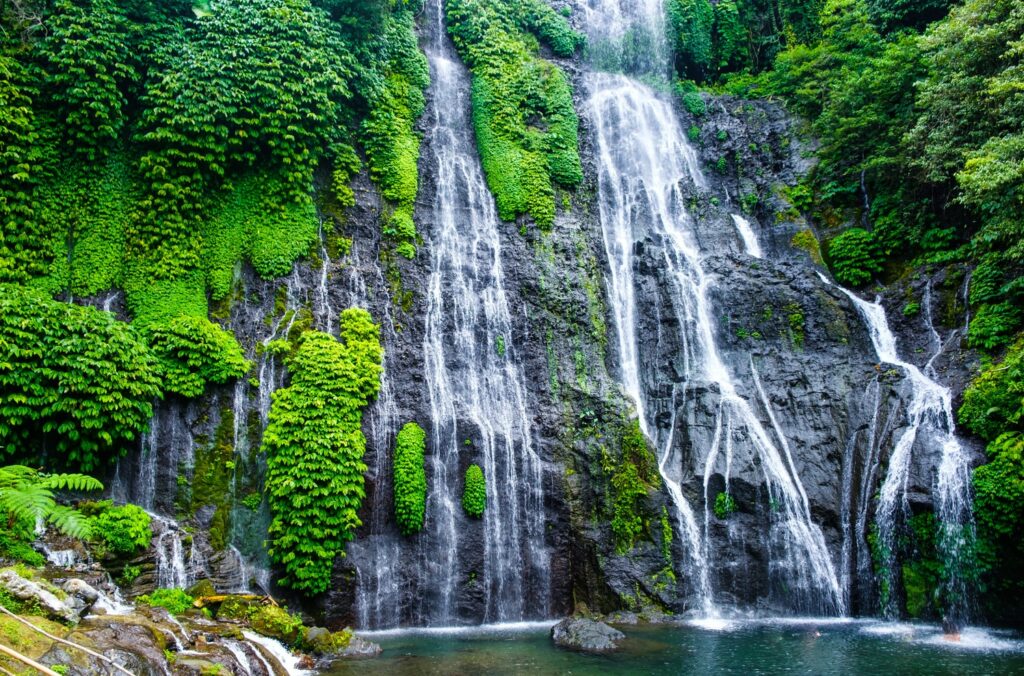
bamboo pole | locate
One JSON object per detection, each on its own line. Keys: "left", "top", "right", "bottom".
{"left": 0, "top": 643, "right": 62, "bottom": 676}
{"left": 0, "top": 605, "right": 135, "bottom": 676}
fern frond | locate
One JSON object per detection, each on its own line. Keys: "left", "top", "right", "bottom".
{"left": 39, "top": 473, "right": 104, "bottom": 493}
{"left": 0, "top": 484, "right": 54, "bottom": 523}
{"left": 0, "top": 465, "right": 38, "bottom": 488}
{"left": 47, "top": 505, "right": 94, "bottom": 540}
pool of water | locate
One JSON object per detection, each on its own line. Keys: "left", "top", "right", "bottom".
{"left": 325, "top": 618, "right": 1024, "bottom": 675}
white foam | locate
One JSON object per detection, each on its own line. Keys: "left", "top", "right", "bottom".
{"left": 361, "top": 620, "right": 556, "bottom": 638}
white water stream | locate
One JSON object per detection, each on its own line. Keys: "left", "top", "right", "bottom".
{"left": 584, "top": 0, "right": 842, "bottom": 615}
{"left": 826, "top": 275, "right": 975, "bottom": 620}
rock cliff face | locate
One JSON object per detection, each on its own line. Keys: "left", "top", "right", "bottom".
{"left": 104, "top": 5, "right": 978, "bottom": 629}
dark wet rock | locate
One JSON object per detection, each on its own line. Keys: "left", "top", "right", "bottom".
{"left": 551, "top": 617, "right": 625, "bottom": 652}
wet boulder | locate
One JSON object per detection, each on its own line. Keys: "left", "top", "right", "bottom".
{"left": 551, "top": 617, "right": 625, "bottom": 653}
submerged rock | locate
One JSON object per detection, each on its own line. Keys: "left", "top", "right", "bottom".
{"left": 551, "top": 617, "right": 625, "bottom": 653}
{"left": 336, "top": 635, "right": 382, "bottom": 659}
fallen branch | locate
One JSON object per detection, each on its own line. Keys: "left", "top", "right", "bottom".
{"left": 0, "top": 605, "right": 134, "bottom": 676}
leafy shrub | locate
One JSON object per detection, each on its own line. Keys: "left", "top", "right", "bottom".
{"left": 968, "top": 302, "right": 1021, "bottom": 351}
{"left": 144, "top": 315, "right": 249, "bottom": 398}
{"left": 263, "top": 311, "right": 383, "bottom": 595}
{"left": 714, "top": 492, "right": 737, "bottom": 518}
{"left": 361, "top": 10, "right": 430, "bottom": 259}
{"left": 92, "top": 503, "right": 153, "bottom": 555}
{"left": 960, "top": 339, "right": 1024, "bottom": 443}
{"left": 0, "top": 286, "right": 161, "bottom": 471}
{"left": 138, "top": 588, "right": 194, "bottom": 616}
{"left": 827, "top": 228, "right": 884, "bottom": 287}
{"left": 462, "top": 465, "right": 486, "bottom": 518}
{"left": 119, "top": 564, "right": 141, "bottom": 586}
{"left": 682, "top": 91, "right": 707, "bottom": 116}
{"left": 393, "top": 422, "right": 427, "bottom": 535}
{"left": 44, "top": 0, "right": 136, "bottom": 159}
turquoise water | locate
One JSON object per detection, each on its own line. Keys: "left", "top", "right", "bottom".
{"left": 326, "top": 619, "right": 1024, "bottom": 675}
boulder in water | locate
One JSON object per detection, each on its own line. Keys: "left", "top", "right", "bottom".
{"left": 551, "top": 617, "right": 625, "bottom": 652}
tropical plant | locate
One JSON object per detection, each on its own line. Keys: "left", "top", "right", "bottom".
{"left": 393, "top": 422, "right": 427, "bottom": 535}
{"left": 0, "top": 466, "right": 102, "bottom": 541}
{"left": 91, "top": 503, "right": 153, "bottom": 555}
{"left": 263, "top": 310, "right": 382, "bottom": 595}
{"left": 462, "top": 464, "right": 486, "bottom": 518}
{"left": 826, "top": 228, "right": 883, "bottom": 287}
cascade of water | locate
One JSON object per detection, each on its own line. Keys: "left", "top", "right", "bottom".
{"left": 101, "top": 290, "right": 119, "bottom": 313}
{"left": 583, "top": 0, "right": 843, "bottom": 615}
{"left": 151, "top": 513, "right": 204, "bottom": 589}
{"left": 313, "top": 221, "right": 336, "bottom": 335}
{"left": 730, "top": 215, "right": 763, "bottom": 258}
{"left": 825, "top": 276, "right": 975, "bottom": 620}
{"left": 352, "top": 255, "right": 403, "bottom": 629}
{"left": 241, "top": 630, "right": 312, "bottom": 676}
{"left": 224, "top": 640, "right": 255, "bottom": 676}
{"left": 412, "top": 0, "right": 549, "bottom": 624}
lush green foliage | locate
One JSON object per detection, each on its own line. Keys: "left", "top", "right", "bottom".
{"left": 603, "top": 420, "right": 660, "bottom": 554}
{"left": 361, "top": 9, "right": 429, "bottom": 259}
{"left": 144, "top": 316, "right": 249, "bottom": 398}
{"left": 137, "top": 588, "right": 195, "bottom": 616}
{"left": 263, "top": 310, "right": 382, "bottom": 595}
{"left": 960, "top": 340, "right": 1024, "bottom": 620}
{"left": 713, "top": 492, "right": 737, "bottom": 519}
{"left": 462, "top": 464, "right": 486, "bottom": 518}
{"left": 0, "top": 466, "right": 102, "bottom": 545}
{"left": 89, "top": 502, "right": 153, "bottom": 555}
{"left": 668, "top": 0, "right": 825, "bottom": 81}
{"left": 826, "top": 228, "right": 883, "bottom": 287}
{"left": 393, "top": 422, "right": 427, "bottom": 536}
{"left": 0, "top": 0, "right": 421, "bottom": 408}
{"left": 0, "top": 286, "right": 161, "bottom": 471}
{"left": 447, "top": 0, "right": 583, "bottom": 228}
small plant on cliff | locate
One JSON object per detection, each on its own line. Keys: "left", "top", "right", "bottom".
{"left": 137, "top": 588, "right": 194, "bottom": 616}
{"left": 393, "top": 422, "right": 427, "bottom": 535}
{"left": 462, "top": 465, "right": 486, "bottom": 518}
{"left": 714, "top": 492, "right": 737, "bottom": 519}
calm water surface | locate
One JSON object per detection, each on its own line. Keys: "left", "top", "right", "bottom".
{"left": 326, "top": 619, "right": 1024, "bottom": 675}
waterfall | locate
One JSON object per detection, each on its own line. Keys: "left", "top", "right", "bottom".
{"left": 351, "top": 242, "right": 404, "bottom": 629}
{"left": 828, "top": 278, "right": 975, "bottom": 621}
{"left": 583, "top": 0, "right": 843, "bottom": 615}
{"left": 730, "top": 215, "right": 762, "bottom": 258}
{"left": 408, "top": 0, "right": 549, "bottom": 624}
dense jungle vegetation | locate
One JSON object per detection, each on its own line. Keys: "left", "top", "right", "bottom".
{"left": 0, "top": 0, "right": 1022, "bottom": 625}
{"left": 0, "top": 0, "right": 424, "bottom": 592}
{"left": 668, "top": 0, "right": 1024, "bottom": 621}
